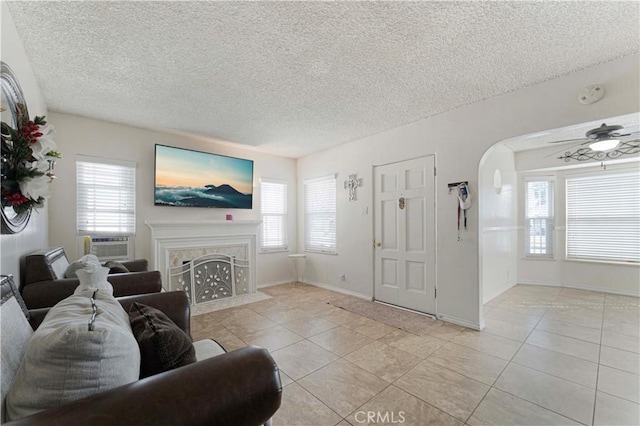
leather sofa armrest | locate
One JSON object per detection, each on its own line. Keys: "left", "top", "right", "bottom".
{"left": 6, "top": 346, "right": 283, "bottom": 426}
{"left": 21, "top": 271, "right": 162, "bottom": 309}
{"left": 21, "top": 279, "right": 81, "bottom": 309}
{"left": 117, "top": 291, "right": 191, "bottom": 336}
{"left": 116, "top": 259, "right": 148, "bottom": 272}
{"left": 23, "top": 247, "right": 67, "bottom": 287}
{"left": 108, "top": 270, "right": 163, "bottom": 296}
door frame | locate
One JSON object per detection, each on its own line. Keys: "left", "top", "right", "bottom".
{"left": 371, "top": 154, "right": 438, "bottom": 316}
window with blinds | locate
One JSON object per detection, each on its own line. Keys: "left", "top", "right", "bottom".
{"left": 260, "top": 178, "right": 287, "bottom": 251}
{"left": 76, "top": 156, "right": 136, "bottom": 236}
{"left": 525, "top": 177, "right": 554, "bottom": 257}
{"left": 304, "top": 175, "right": 336, "bottom": 253}
{"left": 566, "top": 170, "right": 639, "bottom": 264}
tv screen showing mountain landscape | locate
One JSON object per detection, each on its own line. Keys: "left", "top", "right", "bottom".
{"left": 154, "top": 144, "right": 253, "bottom": 209}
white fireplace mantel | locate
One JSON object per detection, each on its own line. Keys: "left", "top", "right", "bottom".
{"left": 145, "top": 220, "right": 261, "bottom": 292}
{"left": 146, "top": 219, "right": 261, "bottom": 236}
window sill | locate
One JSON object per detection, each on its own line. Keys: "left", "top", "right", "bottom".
{"left": 565, "top": 258, "right": 639, "bottom": 267}
{"left": 304, "top": 249, "right": 338, "bottom": 256}
{"left": 522, "top": 256, "right": 556, "bottom": 261}
{"left": 259, "top": 248, "right": 289, "bottom": 254}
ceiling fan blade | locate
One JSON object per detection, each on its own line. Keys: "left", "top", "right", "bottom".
{"left": 618, "top": 130, "right": 640, "bottom": 138}
{"left": 548, "top": 137, "right": 589, "bottom": 144}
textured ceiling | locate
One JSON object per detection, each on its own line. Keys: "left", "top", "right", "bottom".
{"left": 6, "top": 1, "right": 640, "bottom": 158}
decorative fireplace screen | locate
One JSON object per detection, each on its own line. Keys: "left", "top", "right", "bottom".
{"left": 167, "top": 253, "right": 250, "bottom": 305}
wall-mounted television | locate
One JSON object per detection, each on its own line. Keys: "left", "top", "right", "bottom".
{"left": 154, "top": 144, "right": 253, "bottom": 209}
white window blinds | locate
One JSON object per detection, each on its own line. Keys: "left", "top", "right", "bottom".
{"left": 304, "top": 175, "right": 336, "bottom": 253}
{"left": 525, "top": 178, "right": 554, "bottom": 257}
{"left": 566, "top": 171, "right": 640, "bottom": 264}
{"left": 77, "top": 156, "right": 136, "bottom": 236}
{"left": 260, "top": 179, "right": 287, "bottom": 251}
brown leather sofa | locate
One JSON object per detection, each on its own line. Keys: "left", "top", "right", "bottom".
{"left": 1, "top": 275, "right": 282, "bottom": 426}
{"left": 22, "top": 247, "right": 162, "bottom": 309}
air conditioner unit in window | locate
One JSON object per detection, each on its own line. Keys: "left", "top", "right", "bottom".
{"left": 85, "top": 236, "right": 133, "bottom": 261}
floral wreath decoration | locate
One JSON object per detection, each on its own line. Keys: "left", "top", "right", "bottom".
{"left": 1, "top": 111, "right": 61, "bottom": 214}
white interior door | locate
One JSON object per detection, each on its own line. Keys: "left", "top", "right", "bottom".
{"left": 374, "top": 156, "right": 435, "bottom": 314}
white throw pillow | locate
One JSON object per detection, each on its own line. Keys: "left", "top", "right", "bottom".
{"left": 1, "top": 297, "right": 34, "bottom": 423}
{"left": 6, "top": 289, "right": 140, "bottom": 420}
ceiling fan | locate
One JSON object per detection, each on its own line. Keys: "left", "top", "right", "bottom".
{"left": 549, "top": 123, "right": 640, "bottom": 152}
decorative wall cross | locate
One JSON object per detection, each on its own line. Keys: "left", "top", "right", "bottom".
{"left": 344, "top": 174, "right": 362, "bottom": 201}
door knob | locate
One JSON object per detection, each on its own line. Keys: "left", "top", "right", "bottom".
{"left": 373, "top": 241, "right": 381, "bottom": 247}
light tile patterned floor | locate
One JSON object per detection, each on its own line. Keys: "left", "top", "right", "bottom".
{"left": 191, "top": 283, "right": 640, "bottom": 425}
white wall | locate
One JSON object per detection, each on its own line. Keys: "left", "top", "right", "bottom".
{"left": 47, "top": 112, "right": 297, "bottom": 287}
{"left": 516, "top": 158, "right": 640, "bottom": 296}
{"left": 0, "top": 4, "right": 49, "bottom": 284}
{"left": 297, "top": 54, "right": 640, "bottom": 329}
{"left": 479, "top": 144, "right": 518, "bottom": 304}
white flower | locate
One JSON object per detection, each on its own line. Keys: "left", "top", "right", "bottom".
{"left": 30, "top": 123, "right": 57, "bottom": 160}
{"left": 28, "top": 159, "right": 50, "bottom": 173}
{"left": 19, "top": 163, "right": 51, "bottom": 201}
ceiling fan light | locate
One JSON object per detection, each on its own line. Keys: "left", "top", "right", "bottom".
{"left": 589, "top": 139, "right": 620, "bottom": 152}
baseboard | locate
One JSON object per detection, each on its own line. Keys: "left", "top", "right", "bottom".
{"left": 483, "top": 281, "right": 516, "bottom": 304}
{"left": 257, "top": 280, "right": 291, "bottom": 289}
{"left": 257, "top": 279, "right": 373, "bottom": 301}
{"left": 374, "top": 300, "right": 436, "bottom": 320}
{"left": 519, "top": 280, "right": 640, "bottom": 298}
{"left": 437, "top": 313, "right": 483, "bottom": 331}
{"left": 302, "top": 280, "right": 372, "bottom": 301}
{"left": 307, "top": 280, "right": 486, "bottom": 329}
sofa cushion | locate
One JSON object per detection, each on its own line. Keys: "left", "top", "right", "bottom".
{"left": 129, "top": 302, "right": 197, "bottom": 378}
{"left": 6, "top": 289, "right": 140, "bottom": 420}
{"left": 1, "top": 297, "right": 34, "bottom": 424}
{"left": 193, "top": 339, "right": 226, "bottom": 361}
{"left": 105, "top": 260, "right": 130, "bottom": 274}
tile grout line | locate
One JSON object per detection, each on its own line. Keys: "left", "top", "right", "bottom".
{"left": 292, "top": 376, "right": 344, "bottom": 423}
{"left": 202, "top": 285, "right": 637, "bottom": 425}
{"left": 596, "top": 388, "right": 640, "bottom": 406}
{"left": 591, "top": 301, "right": 606, "bottom": 426}
{"left": 485, "top": 292, "right": 604, "bottom": 424}
{"left": 521, "top": 340, "right": 599, "bottom": 364}
{"left": 464, "top": 301, "right": 549, "bottom": 424}
{"left": 296, "top": 348, "right": 396, "bottom": 423}
{"left": 530, "top": 327, "right": 602, "bottom": 346}
{"left": 476, "top": 386, "right": 592, "bottom": 426}
{"left": 339, "top": 382, "right": 395, "bottom": 425}
{"left": 255, "top": 290, "right": 348, "bottom": 423}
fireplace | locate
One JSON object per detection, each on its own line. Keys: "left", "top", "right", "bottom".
{"left": 170, "top": 254, "right": 249, "bottom": 304}
{"left": 145, "top": 220, "right": 260, "bottom": 305}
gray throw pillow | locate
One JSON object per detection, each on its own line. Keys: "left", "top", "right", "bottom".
{"left": 105, "top": 261, "right": 129, "bottom": 274}
{"left": 6, "top": 289, "right": 140, "bottom": 420}
{"left": 128, "top": 302, "right": 196, "bottom": 378}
